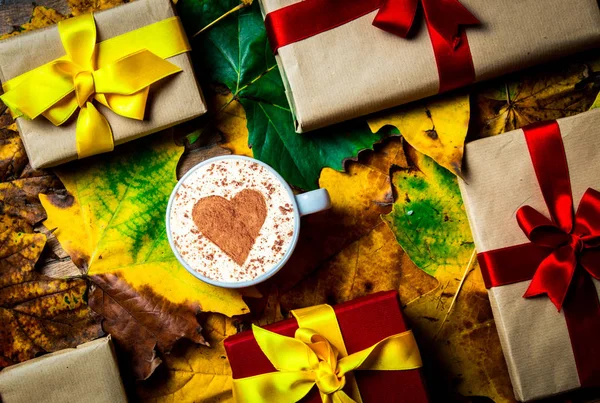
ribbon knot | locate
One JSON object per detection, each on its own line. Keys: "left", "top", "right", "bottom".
{"left": 73, "top": 70, "right": 96, "bottom": 107}
{"left": 0, "top": 13, "right": 185, "bottom": 160}
{"left": 570, "top": 234, "right": 585, "bottom": 255}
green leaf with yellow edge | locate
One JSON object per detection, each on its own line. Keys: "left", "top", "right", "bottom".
{"left": 368, "top": 93, "right": 470, "bottom": 176}
{"left": 39, "top": 134, "right": 248, "bottom": 317}
{"left": 137, "top": 313, "right": 238, "bottom": 403}
{"left": 382, "top": 148, "right": 473, "bottom": 276}
{"left": 383, "top": 147, "right": 514, "bottom": 401}
{"left": 0, "top": 229, "right": 103, "bottom": 368}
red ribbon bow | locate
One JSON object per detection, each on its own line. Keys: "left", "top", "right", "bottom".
{"left": 373, "top": 0, "right": 480, "bottom": 46}
{"left": 518, "top": 189, "right": 600, "bottom": 310}
{"left": 512, "top": 121, "right": 600, "bottom": 311}
{"left": 480, "top": 121, "right": 600, "bottom": 311}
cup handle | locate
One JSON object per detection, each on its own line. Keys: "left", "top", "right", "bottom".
{"left": 295, "top": 188, "right": 332, "bottom": 216}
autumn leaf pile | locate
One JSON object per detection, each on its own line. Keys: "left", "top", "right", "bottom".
{"left": 1, "top": 0, "right": 599, "bottom": 402}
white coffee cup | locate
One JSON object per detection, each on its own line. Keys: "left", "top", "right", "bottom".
{"left": 166, "top": 155, "right": 331, "bottom": 288}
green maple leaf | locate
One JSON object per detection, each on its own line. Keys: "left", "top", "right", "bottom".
{"left": 178, "top": 0, "right": 393, "bottom": 190}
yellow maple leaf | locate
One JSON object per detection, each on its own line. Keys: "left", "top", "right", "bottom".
{"left": 39, "top": 135, "right": 247, "bottom": 317}
{"left": 368, "top": 92, "right": 470, "bottom": 176}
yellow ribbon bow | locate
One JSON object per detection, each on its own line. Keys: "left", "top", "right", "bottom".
{"left": 233, "top": 305, "right": 423, "bottom": 403}
{"left": 0, "top": 13, "right": 189, "bottom": 158}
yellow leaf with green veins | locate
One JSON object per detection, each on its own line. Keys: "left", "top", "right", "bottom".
{"left": 368, "top": 93, "right": 470, "bottom": 176}
{"left": 39, "top": 135, "right": 248, "bottom": 317}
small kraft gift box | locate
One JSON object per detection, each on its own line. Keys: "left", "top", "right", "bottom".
{"left": 224, "top": 290, "right": 429, "bottom": 402}
{"left": 458, "top": 108, "right": 600, "bottom": 401}
{"left": 0, "top": 336, "right": 127, "bottom": 403}
{"left": 258, "top": 0, "right": 600, "bottom": 132}
{"left": 0, "top": 0, "right": 207, "bottom": 169}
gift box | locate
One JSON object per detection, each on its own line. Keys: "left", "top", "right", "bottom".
{"left": 458, "top": 109, "right": 600, "bottom": 401}
{"left": 0, "top": 337, "right": 127, "bottom": 403}
{"left": 0, "top": 0, "right": 207, "bottom": 169}
{"left": 258, "top": 0, "right": 600, "bottom": 132}
{"left": 224, "top": 290, "right": 429, "bottom": 402}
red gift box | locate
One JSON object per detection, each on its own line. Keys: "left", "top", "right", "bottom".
{"left": 224, "top": 291, "right": 429, "bottom": 402}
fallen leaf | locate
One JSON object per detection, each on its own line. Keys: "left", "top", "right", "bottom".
{"left": 383, "top": 147, "right": 514, "bottom": 401}
{"left": 472, "top": 54, "right": 600, "bottom": 137}
{"left": 137, "top": 313, "right": 238, "bottom": 403}
{"left": 591, "top": 92, "right": 600, "bottom": 110}
{"left": 268, "top": 138, "right": 438, "bottom": 314}
{"left": 38, "top": 134, "right": 248, "bottom": 379}
{"left": 0, "top": 99, "right": 64, "bottom": 234}
{"left": 213, "top": 93, "right": 252, "bottom": 157}
{"left": 0, "top": 229, "right": 103, "bottom": 368}
{"left": 368, "top": 92, "right": 470, "bottom": 176}
{"left": 382, "top": 148, "right": 473, "bottom": 276}
{"left": 89, "top": 273, "right": 207, "bottom": 380}
{"left": 280, "top": 222, "right": 438, "bottom": 310}
{"left": 180, "top": 0, "right": 392, "bottom": 190}
{"left": 0, "top": 6, "right": 65, "bottom": 39}
{"left": 40, "top": 135, "right": 247, "bottom": 316}
{"left": 67, "top": 0, "right": 126, "bottom": 16}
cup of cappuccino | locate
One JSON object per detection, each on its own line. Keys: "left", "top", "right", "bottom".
{"left": 166, "top": 155, "right": 331, "bottom": 288}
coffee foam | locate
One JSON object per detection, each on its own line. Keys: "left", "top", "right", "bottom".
{"left": 170, "top": 159, "right": 296, "bottom": 283}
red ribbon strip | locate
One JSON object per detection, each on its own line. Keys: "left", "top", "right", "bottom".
{"left": 478, "top": 120, "right": 600, "bottom": 387}
{"left": 264, "top": 0, "right": 480, "bottom": 93}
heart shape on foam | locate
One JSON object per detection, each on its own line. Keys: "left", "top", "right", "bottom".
{"left": 192, "top": 189, "right": 268, "bottom": 266}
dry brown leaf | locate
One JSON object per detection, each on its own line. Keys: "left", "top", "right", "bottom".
{"left": 0, "top": 229, "right": 103, "bottom": 368}
{"left": 88, "top": 273, "right": 208, "bottom": 381}
{"left": 472, "top": 54, "right": 600, "bottom": 137}
{"left": 0, "top": 100, "right": 64, "bottom": 233}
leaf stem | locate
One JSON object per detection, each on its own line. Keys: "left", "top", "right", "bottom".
{"left": 192, "top": 2, "right": 250, "bottom": 39}
{"left": 435, "top": 247, "right": 477, "bottom": 337}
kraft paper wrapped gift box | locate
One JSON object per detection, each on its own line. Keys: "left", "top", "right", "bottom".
{"left": 0, "top": 337, "right": 127, "bottom": 403}
{"left": 224, "top": 290, "right": 429, "bottom": 402}
{"left": 0, "top": 0, "right": 207, "bottom": 169}
{"left": 458, "top": 109, "right": 600, "bottom": 401}
{"left": 258, "top": 0, "right": 600, "bottom": 132}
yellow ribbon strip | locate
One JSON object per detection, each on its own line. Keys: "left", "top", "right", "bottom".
{"left": 0, "top": 13, "right": 190, "bottom": 159}
{"left": 233, "top": 304, "right": 423, "bottom": 403}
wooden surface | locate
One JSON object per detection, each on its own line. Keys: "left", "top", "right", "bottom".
{"left": 0, "top": 0, "right": 69, "bottom": 35}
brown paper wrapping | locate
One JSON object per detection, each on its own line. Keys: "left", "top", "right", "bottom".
{"left": 0, "top": 337, "right": 127, "bottom": 403}
{"left": 259, "top": 0, "right": 600, "bottom": 133}
{"left": 0, "top": 0, "right": 207, "bottom": 169}
{"left": 458, "top": 109, "right": 600, "bottom": 401}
